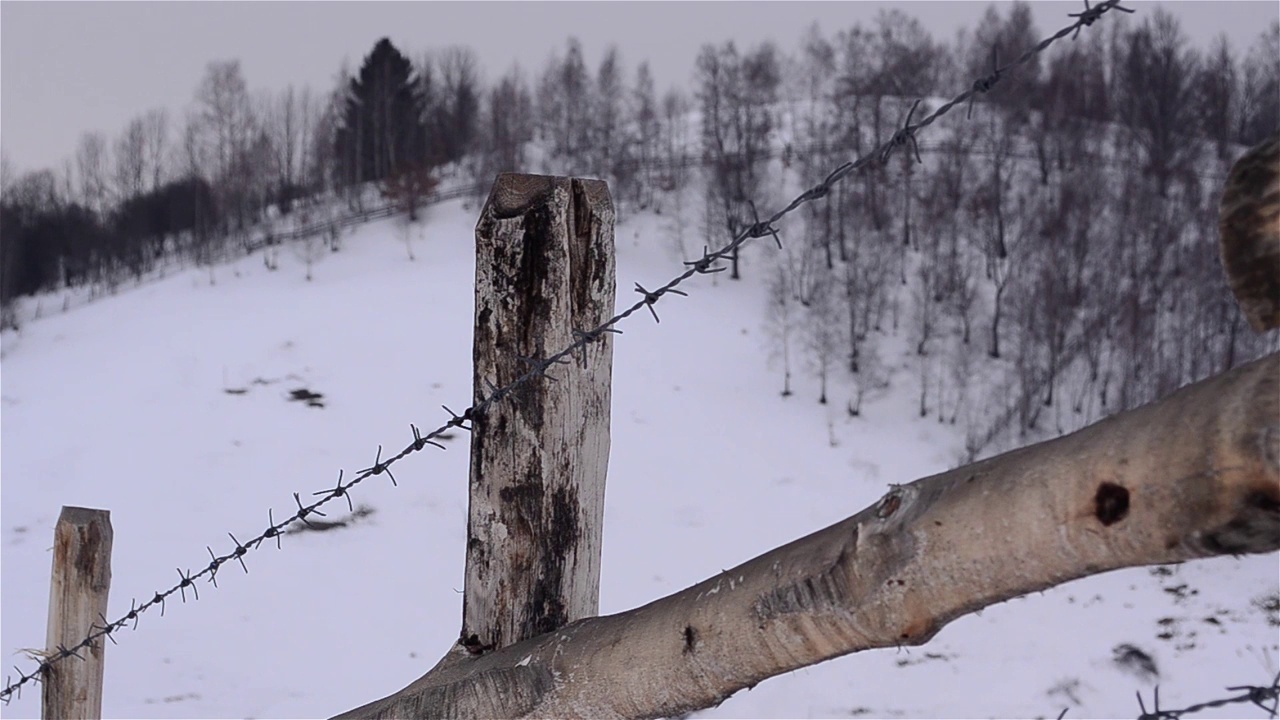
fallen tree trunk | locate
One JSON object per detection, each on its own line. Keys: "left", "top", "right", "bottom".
{"left": 336, "top": 352, "right": 1279, "bottom": 720}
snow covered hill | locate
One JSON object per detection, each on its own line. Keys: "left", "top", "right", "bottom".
{"left": 1, "top": 193, "right": 1276, "bottom": 719}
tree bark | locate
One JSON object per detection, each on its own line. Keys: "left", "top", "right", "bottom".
{"left": 462, "top": 174, "right": 616, "bottom": 656}
{"left": 337, "top": 352, "right": 1279, "bottom": 720}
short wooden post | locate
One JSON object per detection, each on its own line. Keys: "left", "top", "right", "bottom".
{"left": 44, "top": 506, "right": 113, "bottom": 720}
{"left": 462, "top": 174, "right": 615, "bottom": 654}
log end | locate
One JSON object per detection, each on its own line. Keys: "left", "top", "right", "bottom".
{"left": 486, "top": 174, "right": 568, "bottom": 220}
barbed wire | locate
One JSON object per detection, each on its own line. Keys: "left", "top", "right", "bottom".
{"left": 1134, "top": 674, "right": 1280, "bottom": 719}
{"left": 0, "top": 0, "right": 1134, "bottom": 705}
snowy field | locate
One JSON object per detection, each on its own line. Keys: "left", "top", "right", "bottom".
{"left": 1, "top": 195, "right": 1276, "bottom": 719}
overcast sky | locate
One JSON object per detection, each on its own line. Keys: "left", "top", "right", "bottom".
{"left": 2, "top": 1, "right": 1276, "bottom": 174}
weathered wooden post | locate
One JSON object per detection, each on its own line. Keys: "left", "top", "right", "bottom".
{"left": 44, "top": 506, "right": 113, "bottom": 720}
{"left": 462, "top": 174, "right": 616, "bottom": 655}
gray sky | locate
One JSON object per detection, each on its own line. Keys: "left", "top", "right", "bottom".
{"left": 2, "top": 1, "right": 1276, "bottom": 174}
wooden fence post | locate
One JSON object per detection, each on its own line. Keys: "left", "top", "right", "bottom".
{"left": 44, "top": 506, "right": 113, "bottom": 720}
{"left": 462, "top": 173, "right": 616, "bottom": 655}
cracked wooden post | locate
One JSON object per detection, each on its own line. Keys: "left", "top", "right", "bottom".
{"left": 463, "top": 174, "right": 616, "bottom": 656}
{"left": 44, "top": 506, "right": 113, "bottom": 720}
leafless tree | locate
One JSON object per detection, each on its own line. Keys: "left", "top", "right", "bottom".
{"left": 477, "top": 66, "right": 533, "bottom": 186}
{"left": 0, "top": 151, "right": 14, "bottom": 199}
{"left": 631, "top": 61, "right": 661, "bottom": 209}
{"left": 658, "top": 88, "right": 691, "bottom": 199}
{"left": 193, "top": 60, "right": 258, "bottom": 230}
{"left": 793, "top": 24, "right": 840, "bottom": 269}
{"left": 800, "top": 261, "right": 843, "bottom": 405}
{"left": 74, "top": 131, "right": 111, "bottom": 215}
{"left": 142, "top": 108, "right": 169, "bottom": 192}
{"left": 965, "top": 2, "right": 1042, "bottom": 125}
{"left": 696, "top": 41, "right": 779, "bottom": 280}
{"left": 113, "top": 117, "right": 147, "bottom": 202}
{"left": 764, "top": 261, "right": 795, "bottom": 398}
{"left": 434, "top": 46, "right": 482, "bottom": 168}
{"left": 592, "top": 46, "right": 625, "bottom": 186}
{"left": 262, "top": 84, "right": 315, "bottom": 212}
{"left": 1194, "top": 35, "right": 1239, "bottom": 166}
{"left": 537, "top": 38, "right": 591, "bottom": 173}
{"left": 1236, "top": 21, "right": 1279, "bottom": 147}
{"left": 1116, "top": 9, "right": 1198, "bottom": 199}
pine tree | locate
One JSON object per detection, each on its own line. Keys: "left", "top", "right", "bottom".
{"left": 335, "top": 38, "right": 427, "bottom": 187}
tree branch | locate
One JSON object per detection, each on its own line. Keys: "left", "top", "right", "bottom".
{"left": 336, "top": 352, "right": 1279, "bottom": 720}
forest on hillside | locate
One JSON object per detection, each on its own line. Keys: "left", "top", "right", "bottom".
{"left": 1, "top": 3, "right": 1277, "bottom": 456}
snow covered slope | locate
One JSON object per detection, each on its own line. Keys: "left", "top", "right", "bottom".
{"left": 1, "top": 196, "right": 1276, "bottom": 719}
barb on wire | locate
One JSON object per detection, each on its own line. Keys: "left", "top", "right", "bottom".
{"left": 54, "top": 645, "right": 83, "bottom": 663}
{"left": 969, "top": 45, "right": 1003, "bottom": 119}
{"left": 257, "top": 512, "right": 283, "bottom": 551}
{"left": 882, "top": 99, "right": 924, "bottom": 165}
{"left": 176, "top": 568, "right": 199, "bottom": 603}
{"left": 0, "top": 0, "right": 1134, "bottom": 706}
{"left": 410, "top": 424, "right": 446, "bottom": 453}
{"left": 123, "top": 599, "right": 140, "bottom": 630}
{"left": 313, "top": 470, "right": 353, "bottom": 513}
{"left": 93, "top": 614, "right": 118, "bottom": 645}
{"left": 293, "top": 491, "right": 326, "bottom": 528}
{"left": 683, "top": 247, "right": 727, "bottom": 275}
{"left": 1135, "top": 675, "right": 1280, "bottom": 720}
{"left": 745, "top": 200, "right": 783, "bottom": 248}
{"left": 226, "top": 533, "right": 251, "bottom": 570}
{"left": 573, "top": 326, "right": 622, "bottom": 343}
{"left": 634, "top": 282, "right": 687, "bottom": 323}
{"left": 442, "top": 404, "right": 475, "bottom": 431}
{"left": 360, "top": 445, "right": 399, "bottom": 487}
{"left": 1071, "top": 0, "right": 1134, "bottom": 38}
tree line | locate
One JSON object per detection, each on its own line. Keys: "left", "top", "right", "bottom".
{"left": 746, "top": 6, "right": 1278, "bottom": 458}
{"left": 1, "top": 5, "right": 1277, "bottom": 451}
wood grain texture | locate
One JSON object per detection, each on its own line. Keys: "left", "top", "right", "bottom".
{"left": 463, "top": 173, "right": 616, "bottom": 655}
{"left": 44, "top": 506, "right": 113, "bottom": 720}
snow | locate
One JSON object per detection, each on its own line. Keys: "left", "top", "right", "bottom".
{"left": 1, "top": 194, "right": 1276, "bottom": 719}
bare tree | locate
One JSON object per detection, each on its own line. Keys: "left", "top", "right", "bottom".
{"left": 965, "top": 2, "right": 1042, "bottom": 124}
{"left": 74, "top": 131, "right": 111, "bottom": 215}
{"left": 143, "top": 108, "right": 169, "bottom": 192}
{"left": 1, "top": 151, "right": 15, "bottom": 199}
{"left": 193, "top": 60, "right": 258, "bottom": 230}
{"left": 1194, "top": 35, "right": 1239, "bottom": 166}
{"left": 113, "top": 117, "right": 147, "bottom": 202}
{"left": 764, "top": 262, "right": 795, "bottom": 397}
{"left": 800, "top": 261, "right": 843, "bottom": 405}
{"left": 631, "top": 61, "right": 661, "bottom": 209}
{"left": 537, "top": 38, "right": 591, "bottom": 172}
{"left": 970, "top": 108, "right": 1023, "bottom": 359}
{"left": 696, "top": 41, "right": 779, "bottom": 280}
{"left": 1116, "top": 9, "right": 1198, "bottom": 198}
{"left": 844, "top": 229, "right": 892, "bottom": 375}
{"left": 794, "top": 24, "right": 840, "bottom": 269}
{"left": 262, "top": 84, "right": 303, "bottom": 211}
{"left": 434, "top": 46, "right": 482, "bottom": 167}
{"left": 658, "top": 88, "right": 691, "bottom": 198}
{"left": 477, "top": 66, "right": 534, "bottom": 186}
{"left": 1236, "top": 21, "right": 1280, "bottom": 147}
{"left": 592, "top": 46, "right": 624, "bottom": 181}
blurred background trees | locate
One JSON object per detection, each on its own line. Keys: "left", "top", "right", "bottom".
{"left": 2, "top": 7, "right": 1276, "bottom": 458}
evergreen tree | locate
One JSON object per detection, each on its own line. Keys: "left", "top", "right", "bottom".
{"left": 335, "top": 38, "right": 427, "bottom": 186}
